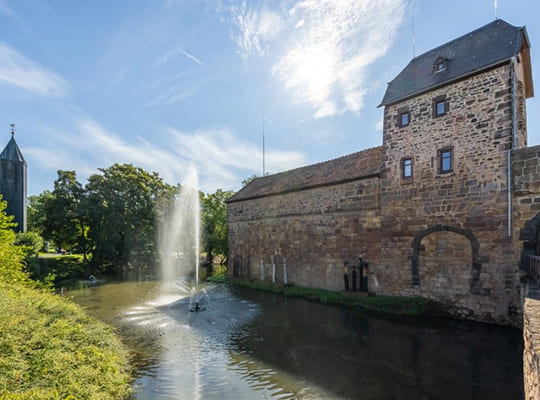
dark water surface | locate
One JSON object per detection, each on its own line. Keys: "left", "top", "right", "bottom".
{"left": 69, "top": 281, "right": 524, "bottom": 399}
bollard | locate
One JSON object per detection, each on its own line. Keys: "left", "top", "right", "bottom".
{"left": 344, "top": 262, "right": 350, "bottom": 291}
{"left": 271, "top": 255, "right": 276, "bottom": 284}
{"left": 283, "top": 258, "right": 288, "bottom": 285}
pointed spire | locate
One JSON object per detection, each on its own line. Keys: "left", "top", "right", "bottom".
{"left": 1, "top": 124, "right": 25, "bottom": 163}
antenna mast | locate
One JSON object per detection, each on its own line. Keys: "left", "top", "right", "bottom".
{"left": 494, "top": 0, "right": 498, "bottom": 19}
{"left": 262, "top": 115, "right": 265, "bottom": 176}
{"left": 411, "top": 0, "right": 416, "bottom": 58}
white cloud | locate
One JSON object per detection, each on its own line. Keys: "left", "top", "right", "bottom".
{"left": 0, "top": 0, "right": 16, "bottom": 18}
{"left": 375, "top": 119, "right": 384, "bottom": 131}
{"left": 222, "top": 0, "right": 406, "bottom": 119}
{"left": 27, "top": 118, "right": 306, "bottom": 193}
{"left": 145, "top": 82, "right": 200, "bottom": 106}
{"left": 0, "top": 43, "right": 68, "bottom": 96}
{"left": 272, "top": 0, "right": 406, "bottom": 119}
{"left": 227, "top": 1, "right": 284, "bottom": 58}
{"left": 177, "top": 47, "right": 203, "bottom": 65}
{"left": 158, "top": 46, "right": 203, "bottom": 65}
{"left": 166, "top": 126, "right": 306, "bottom": 189}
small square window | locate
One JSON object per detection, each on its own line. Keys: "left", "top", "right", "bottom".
{"left": 439, "top": 148, "right": 453, "bottom": 174}
{"left": 402, "top": 157, "right": 413, "bottom": 179}
{"left": 400, "top": 112, "right": 410, "bottom": 127}
{"left": 436, "top": 100, "right": 446, "bottom": 116}
{"left": 436, "top": 61, "right": 445, "bottom": 72}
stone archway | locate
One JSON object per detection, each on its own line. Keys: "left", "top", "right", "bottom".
{"left": 408, "top": 225, "right": 482, "bottom": 294}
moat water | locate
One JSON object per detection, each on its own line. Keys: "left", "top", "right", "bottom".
{"left": 69, "top": 280, "right": 524, "bottom": 399}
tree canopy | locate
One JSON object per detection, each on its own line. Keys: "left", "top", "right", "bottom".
{"left": 30, "top": 164, "right": 232, "bottom": 274}
{"left": 201, "top": 189, "right": 233, "bottom": 264}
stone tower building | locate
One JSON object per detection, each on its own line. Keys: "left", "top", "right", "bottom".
{"left": 0, "top": 127, "right": 27, "bottom": 232}
{"left": 227, "top": 19, "right": 536, "bottom": 324}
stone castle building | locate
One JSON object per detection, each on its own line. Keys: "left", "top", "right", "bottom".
{"left": 0, "top": 127, "right": 27, "bottom": 232}
{"left": 227, "top": 19, "right": 538, "bottom": 325}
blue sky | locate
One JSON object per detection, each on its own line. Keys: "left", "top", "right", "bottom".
{"left": 1, "top": 0, "right": 539, "bottom": 195}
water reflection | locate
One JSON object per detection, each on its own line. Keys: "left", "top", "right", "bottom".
{"left": 69, "top": 281, "right": 523, "bottom": 399}
{"left": 232, "top": 288, "right": 524, "bottom": 399}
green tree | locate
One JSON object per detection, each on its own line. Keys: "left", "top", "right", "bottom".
{"left": 241, "top": 174, "right": 259, "bottom": 187}
{"left": 27, "top": 191, "right": 53, "bottom": 235}
{"left": 201, "top": 189, "right": 233, "bottom": 265}
{"left": 15, "top": 231, "right": 44, "bottom": 258}
{"left": 85, "top": 163, "right": 173, "bottom": 271}
{"left": 43, "top": 171, "right": 89, "bottom": 260}
{"left": 0, "top": 196, "right": 28, "bottom": 284}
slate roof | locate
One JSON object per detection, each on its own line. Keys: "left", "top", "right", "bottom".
{"left": 380, "top": 19, "right": 533, "bottom": 106}
{"left": 0, "top": 135, "right": 26, "bottom": 163}
{"left": 227, "top": 146, "right": 384, "bottom": 203}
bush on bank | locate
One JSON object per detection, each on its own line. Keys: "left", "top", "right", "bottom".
{"left": 0, "top": 283, "right": 132, "bottom": 399}
{"left": 0, "top": 198, "right": 132, "bottom": 399}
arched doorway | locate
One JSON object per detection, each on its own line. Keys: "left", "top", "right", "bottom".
{"left": 409, "top": 225, "right": 482, "bottom": 295}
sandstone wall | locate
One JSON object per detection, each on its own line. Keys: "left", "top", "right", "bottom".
{"left": 377, "top": 62, "right": 526, "bottom": 323}
{"left": 513, "top": 145, "right": 540, "bottom": 223}
{"left": 226, "top": 58, "right": 532, "bottom": 325}
{"left": 523, "top": 286, "right": 540, "bottom": 400}
{"left": 227, "top": 177, "right": 381, "bottom": 290}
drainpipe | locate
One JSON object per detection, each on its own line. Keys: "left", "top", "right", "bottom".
{"left": 507, "top": 57, "right": 517, "bottom": 238}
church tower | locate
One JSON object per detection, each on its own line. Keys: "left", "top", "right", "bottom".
{"left": 0, "top": 125, "right": 27, "bottom": 232}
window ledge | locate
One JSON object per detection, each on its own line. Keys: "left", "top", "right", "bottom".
{"left": 435, "top": 172, "right": 455, "bottom": 178}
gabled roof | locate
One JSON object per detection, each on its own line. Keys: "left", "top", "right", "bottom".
{"left": 0, "top": 135, "right": 26, "bottom": 163}
{"left": 380, "top": 19, "right": 534, "bottom": 107}
{"left": 227, "top": 146, "right": 384, "bottom": 203}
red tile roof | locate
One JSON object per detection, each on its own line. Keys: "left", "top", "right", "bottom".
{"left": 227, "top": 146, "right": 384, "bottom": 203}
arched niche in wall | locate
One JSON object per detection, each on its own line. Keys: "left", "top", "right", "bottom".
{"left": 408, "top": 225, "right": 483, "bottom": 294}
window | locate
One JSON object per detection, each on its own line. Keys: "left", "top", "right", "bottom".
{"left": 402, "top": 157, "right": 413, "bottom": 179}
{"left": 433, "top": 95, "right": 448, "bottom": 117}
{"left": 438, "top": 148, "right": 453, "bottom": 174}
{"left": 436, "top": 61, "right": 446, "bottom": 72}
{"left": 434, "top": 58, "right": 447, "bottom": 73}
{"left": 436, "top": 101, "right": 446, "bottom": 115}
{"left": 400, "top": 112, "right": 410, "bottom": 127}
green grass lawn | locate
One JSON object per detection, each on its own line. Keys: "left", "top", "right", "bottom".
{"left": 225, "top": 277, "right": 435, "bottom": 317}
{"left": 0, "top": 282, "right": 132, "bottom": 399}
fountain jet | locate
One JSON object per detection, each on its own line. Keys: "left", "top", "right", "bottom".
{"left": 159, "top": 165, "right": 206, "bottom": 311}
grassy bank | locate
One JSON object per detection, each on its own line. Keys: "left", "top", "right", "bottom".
{"left": 223, "top": 277, "right": 436, "bottom": 317}
{"left": 0, "top": 282, "right": 132, "bottom": 399}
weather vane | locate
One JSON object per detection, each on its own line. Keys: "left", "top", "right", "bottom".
{"left": 10, "top": 123, "right": 15, "bottom": 136}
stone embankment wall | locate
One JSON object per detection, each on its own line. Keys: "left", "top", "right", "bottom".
{"left": 515, "top": 147, "right": 540, "bottom": 399}
{"left": 523, "top": 285, "right": 540, "bottom": 400}
{"left": 227, "top": 177, "right": 381, "bottom": 291}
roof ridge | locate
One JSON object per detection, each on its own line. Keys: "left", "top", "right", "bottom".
{"left": 257, "top": 145, "right": 383, "bottom": 181}
{"left": 381, "top": 18, "right": 526, "bottom": 106}
{"left": 411, "top": 19, "right": 518, "bottom": 62}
